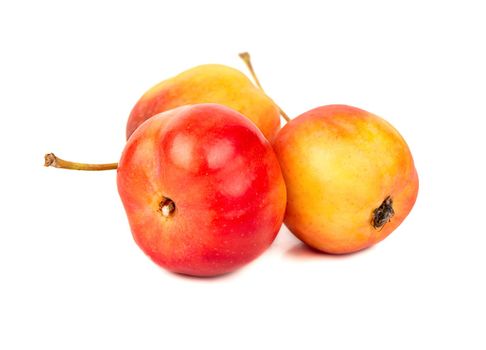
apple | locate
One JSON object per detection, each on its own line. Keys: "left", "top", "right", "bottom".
{"left": 273, "top": 105, "right": 418, "bottom": 254}
{"left": 126, "top": 61, "right": 282, "bottom": 141}
{"left": 117, "top": 103, "right": 287, "bottom": 276}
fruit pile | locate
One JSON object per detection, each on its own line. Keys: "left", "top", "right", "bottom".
{"left": 45, "top": 53, "right": 418, "bottom": 277}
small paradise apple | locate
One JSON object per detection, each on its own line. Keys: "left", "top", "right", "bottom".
{"left": 273, "top": 105, "right": 418, "bottom": 254}
{"left": 126, "top": 55, "right": 283, "bottom": 141}
{"left": 117, "top": 103, "right": 286, "bottom": 276}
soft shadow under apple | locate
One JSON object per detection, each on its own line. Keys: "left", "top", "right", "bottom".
{"left": 285, "top": 242, "right": 375, "bottom": 261}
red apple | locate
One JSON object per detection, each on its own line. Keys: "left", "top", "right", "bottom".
{"left": 117, "top": 103, "right": 286, "bottom": 276}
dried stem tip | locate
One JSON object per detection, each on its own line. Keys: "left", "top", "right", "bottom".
{"left": 44, "top": 153, "right": 57, "bottom": 167}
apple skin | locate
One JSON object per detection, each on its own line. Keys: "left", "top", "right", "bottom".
{"left": 117, "top": 104, "right": 286, "bottom": 276}
{"left": 273, "top": 105, "right": 418, "bottom": 254}
{"left": 126, "top": 64, "right": 281, "bottom": 141}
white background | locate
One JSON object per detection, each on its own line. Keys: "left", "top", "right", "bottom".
{"left": 1, "top": 1, "right": 485, "bottom": 349}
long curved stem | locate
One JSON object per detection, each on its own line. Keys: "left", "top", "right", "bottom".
{"left": 45, "top": 53, "right": 287, "bottom": 171}
{"left": 239, "top": 52, "right": 291, "bottom": 122}
{"left": 44, "top": 153, "right": 118, "bottom": 171}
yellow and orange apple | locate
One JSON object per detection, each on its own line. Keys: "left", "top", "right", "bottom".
{"left": 273, "top": 105, "right": 418, "bottom": 254}
{"left": 126, "top": 64, "right": 281, "bottom": 141}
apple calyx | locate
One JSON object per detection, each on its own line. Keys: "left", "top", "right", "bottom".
{"left": 159, "top": 197, "right": 176, "bottom": 218}
{"left": 371, "top": 196, "right": 394, "bottom": 230}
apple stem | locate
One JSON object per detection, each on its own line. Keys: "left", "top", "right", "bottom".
{"left": 44, "top": 153, "right": 118, "bottom": 171}
{"left": 238, "top": 52, "right": 291, "bottom": 122}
